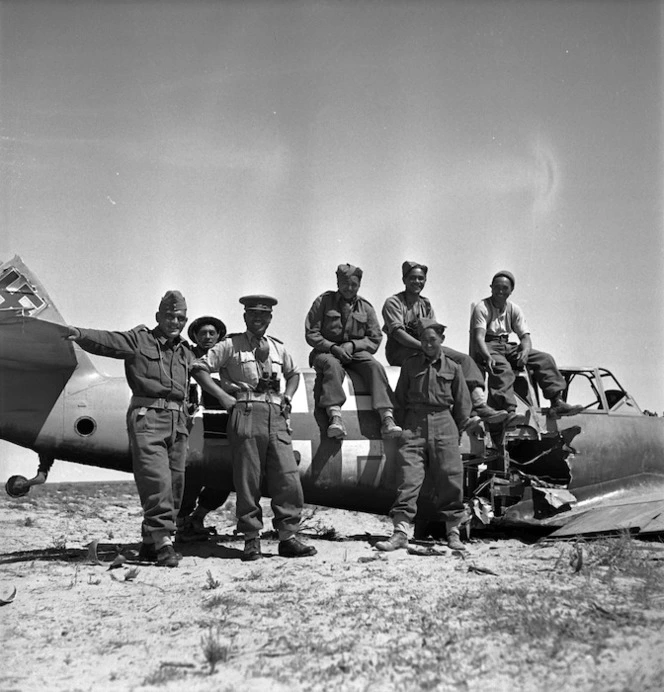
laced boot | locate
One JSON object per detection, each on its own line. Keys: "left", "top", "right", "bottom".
{"left": 278, "top": 536, "right": 317, "bottom": 558}
{"left": 375, "top": 531, "right": 408, "bottom": 552}
{"left": 470, "top": 387, "right": 509, "bottom": 424}
{"left": 379, "top": 409, "right": 402, "bottom": 438}
{"left": 326, "top": 406, "right": 347, "bottom": 439}
{"left": 550, "top": 396, "right": 584, "bottom": 417}
{"left": 446, "top": 526, "right": 466, "bottom": 551}
{"left": 242, "top": 537, "right": 262, "bottom": 562}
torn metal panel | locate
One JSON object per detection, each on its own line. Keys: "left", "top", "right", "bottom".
{"left": 547, "top": 498, "right": 664, "bottom": 537}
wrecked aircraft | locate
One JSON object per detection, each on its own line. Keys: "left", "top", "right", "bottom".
{"left": 1, "top": 255, "right": 663, "bottom": 537}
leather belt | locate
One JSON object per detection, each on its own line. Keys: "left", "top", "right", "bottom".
{"left": 235, "top": 391, "right": 283, "bottom": 405}
{"left": 130, "top": 396, "right": 185, "bottom": 411}
{"left": 485, "top": 334, "right": 510, "bottom": 343}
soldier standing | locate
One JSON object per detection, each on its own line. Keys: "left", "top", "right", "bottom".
{"left": 66, "top": 291, "right": 196, "bottom": 567}
{"left": 177, "top": 315, "right": 232, "bottom": 542}
{"left": 377, "top": 318, "right": 471, "bottom": 552}
{"left": 193, "top": 295, "right": 316, "bottom": 561}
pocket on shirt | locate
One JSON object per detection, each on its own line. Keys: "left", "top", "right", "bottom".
{"left": 324, "top": 309, "right": 343, "bottom": 336}
{"left": 138, "top": 345, "right": 162, "bottom": 381}
{"left": 349, "top": 312, "right": 368, "bottom": 335}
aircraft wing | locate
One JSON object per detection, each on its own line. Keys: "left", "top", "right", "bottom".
{"left": 544, "top": 493, "right": 664, "bottom": 537}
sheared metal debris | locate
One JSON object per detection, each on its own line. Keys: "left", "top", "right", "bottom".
{"left": 471, "top": 497, "right": 494, "bottom": 524}
{"left": 467, "top": 564, "right": 498, "bottom": 576}
{"left": 107, "top": 554, "right": 127, "bottom": 570}
{"left": 86, "top": 539, "right": 102, "bottom": 565}
{"left": 407, "top": 545, "right": 448, "bottom": 557}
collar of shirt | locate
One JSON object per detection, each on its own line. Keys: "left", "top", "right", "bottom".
{"left": 151, "top": 327, "right": 183, "bottom": 348}
{"left": 335, "top": 292, "right": 357, "bottom": 307}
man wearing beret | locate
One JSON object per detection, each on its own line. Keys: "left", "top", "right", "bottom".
{"left": 471, "top": 271, "right": 583, "bottom": 418}
{"left": 305, "top": 264, "right": 402, "bottom": 439}
{"left": 66, "top": 291, "right": 196, "bottom": 567}
{"left": 382, "top": 261, "right": 507, "bottom": 425}
{"left": 377, "top": 318, "right": 471, "bottom": 552}
{"left": 193, "top": 295, "right": 316, "bottom": 561}
{"left": 177, "top": 315, "right": 232, "bottom": 542}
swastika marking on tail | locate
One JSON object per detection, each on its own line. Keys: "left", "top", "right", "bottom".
{"left": 0, "top": 268, "right": 46, "bottom": 315}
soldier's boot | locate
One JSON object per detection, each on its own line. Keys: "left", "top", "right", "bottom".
{"left": 375, "top": 531, "right": 408, "bottom": 552}
{"left": 176, "top": 514, "right": 215, "bottom": 543}
{"left": 278, "top": 536, "right": 317, "bottom": 558}
{"left": 446, "top": 525, "right": 466, "bottom": 551}
{"left": 156, "top": 544, "right": 181, "bottom": 568}
{"left": 378, "top": 408, "right": 402, "bottom": 438}
{"left": 242, "top": 537, "right": 262, "bottom": 562}
{"left": 470, "top": 387, "right": 509, "bottom": 424}
{"left": 326, "top": 406, "right": 347, "bottom": 439}
{"left": 550, "top": 395, "right": 584, "bottom": 417}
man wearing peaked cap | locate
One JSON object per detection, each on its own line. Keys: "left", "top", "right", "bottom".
{"left": 239, "top": 294, "right": 278, "bottom": 311}
{"left": 65, "top": 290, "right": 195, "bottom": 568}
{"left": 191, "top": 294, "right": 316, "bottom": 561}
{"left": 305, "top": 264, "right": 401, "bottom": 440}
{"left": 382, "top": 262, "right": 507, "bottom": 426}
{"left": 471, "top": 271, "right": 583, "bottom": 420}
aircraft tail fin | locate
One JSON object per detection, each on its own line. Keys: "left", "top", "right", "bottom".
{"left": 0, "top": 255, "right": 98, "bottom": 376}
{"left": 0, "top": 255, "right": 68, "bottom": 324}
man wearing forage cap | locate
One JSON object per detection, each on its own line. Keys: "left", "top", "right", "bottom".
{"left": 377, "top": 318, "right": 471, "bottom": 552}
{"left": 192, "top": 295, "right": 316, "bottom": 561}
{"left": 382, "top": 261, "right": 508, "bottom": 426}
{"left": 305, "top": 263, "right": 402, "bottom": 439}
{"left": 66, "top": 290, "right": 195, "bottom": 568}
{"left": 471, "top": 271, "right": 583, "bottom": 419}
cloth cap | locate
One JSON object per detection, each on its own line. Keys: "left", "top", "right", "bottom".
{"left": 492, "top": 270, "right": 515, "bottom": 289}
{"left": 158, "top": 290, "right": 187, "bottom": 313}
{"left": 402, "top": 261, "right": 428, "bottom": 279}
{"left": 187, "top": 315, "right": 227, "bottom": 343}
{"left": 336, "top": 263, "right": 363, "bottom": 281}
{"left": 418, "top": 318, "right": 446, "bottom": 336}
{"left": 239, "top": 295, "right": 278, "bottom": 312}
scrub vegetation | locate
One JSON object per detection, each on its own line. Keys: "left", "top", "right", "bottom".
{"left": 1, "top": 481, "right": 663, "bottom": 691}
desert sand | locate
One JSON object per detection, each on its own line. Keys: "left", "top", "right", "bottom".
{"left": 1, "top": 481, "right": 663, "bottom": 692}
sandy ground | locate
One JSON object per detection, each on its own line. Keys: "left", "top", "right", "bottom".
{"left": 1, "top": 481, "right": 664, "bottom": 692}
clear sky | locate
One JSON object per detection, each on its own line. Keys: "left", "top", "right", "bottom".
{"left": 1, "top": 0, "right": 662, "bottom": 480}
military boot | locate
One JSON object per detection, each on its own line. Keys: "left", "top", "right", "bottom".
{"left": 326, "top": 406, "right": 347, "bottom": 438}
{"left": 379, "top": 409, "right": 402, "bottom": 438}
{"left": 242, "top": 537, "right": 262, "bottom": 562}
{"left": 550, "top": 396, "right": 584, "bottom": 417}
{"left": 446, "top": 526, "right": 466, "bottom": 551}
{"left": 278, "top": 536, "right": 317, "bottom": 558}
{"left": 375, "top": 531, "right": 408, "bottom": 552}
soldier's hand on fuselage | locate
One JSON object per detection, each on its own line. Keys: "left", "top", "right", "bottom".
{"left": 65, "top": 326, "right": 81, "bottom": 341}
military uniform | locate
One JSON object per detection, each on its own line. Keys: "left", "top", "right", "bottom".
{"left": 196, "top": 329, "right": 303, "bottom": 540}
{"left": 73, "top": 312, "right": 194, "bottom": 550}
{"left": 391, "top": 347, "right": 471, "bottom": 531}
{"left": 471, "top": 297, "right": 566, "bottom": 410}
{"left": 381, "top": 290, "right": 485, "bottom": 389}
{"left": 306, "top": 289, "right": 394, "bottom": 410}
{"left": 178, "top": 316, "right": 231, "bottom": 536}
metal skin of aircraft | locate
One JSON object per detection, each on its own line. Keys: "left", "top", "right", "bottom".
{"left": 1, "top": 255, "right": 663, "bottom": 537}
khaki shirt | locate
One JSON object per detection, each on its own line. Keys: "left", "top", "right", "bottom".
{"left": 305, "top": 291, "right": 382, "bottom": 354}
{"left": 394, "top": 352, "right": 471, "bottom": 430}
{"left": 194, "top": 332, "right": 298, "bottom": 392}
{"left": 75, "top": 325, "right": 193, "bottom": 402}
